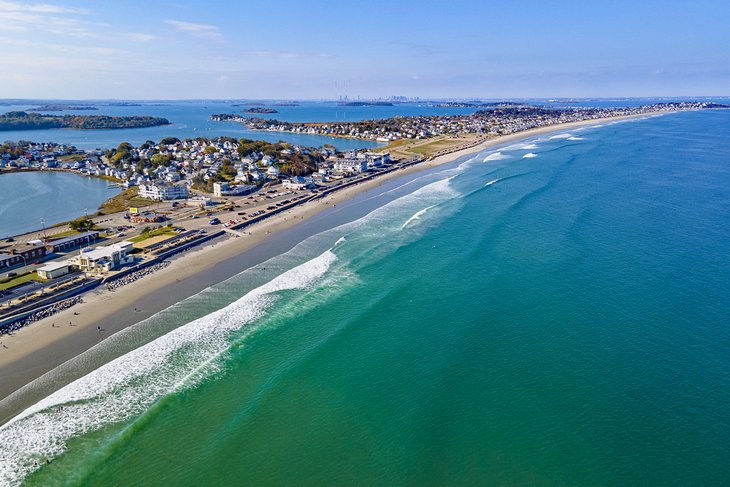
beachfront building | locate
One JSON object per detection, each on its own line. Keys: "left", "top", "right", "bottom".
{"left": 75, "top": 241, "right": 134, "bottom": 274}
{"left": 45, "top": 231, "right": 100, "bottom": 253}
{"left": 138, "top": 183, "right": 190, "bottom": 201}
{"left": 333, "top": 158, "right": 368, "bottom": 175}
{"left": 282, "top": 176, "right": 316, "bottom": 190}
{"left": 358, "top": 152, "right": 391, "bottom": 168}
{"left": 37, "top": 261, "right": 72, "bottom": 280}
{"left": 213, "top": 182, "right": 256, "bottom": 197}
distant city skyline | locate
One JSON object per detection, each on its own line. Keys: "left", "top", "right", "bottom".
{"left": 1, "top": 0, "right": 728, "bottom": 100}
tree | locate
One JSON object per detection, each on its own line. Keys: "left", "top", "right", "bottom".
{"left": 69, "top": 216, "right": 94, "bottom": 232}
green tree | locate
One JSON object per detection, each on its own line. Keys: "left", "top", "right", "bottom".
{"left": 69, "top": 216, "right": 94, "bottom": 232}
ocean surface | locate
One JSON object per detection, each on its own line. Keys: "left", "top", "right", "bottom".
{"left": 1, "top": 109, "right": 730, "bottom": 486}
{"left": 0, "top": 172, "right": 120, "bottom": 238}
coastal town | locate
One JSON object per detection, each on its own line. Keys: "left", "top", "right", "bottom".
{"left": 213, "top": 101, "right": 721, "bottom": 141}
{"left": 0, "top": 101, "right": 726, "bottom": 336}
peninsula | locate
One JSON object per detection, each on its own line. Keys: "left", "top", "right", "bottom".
{"left": 0, "top": 111, "right": 170, "bottom": 131}
{"left": 211, "top": 102, "right": 722, "bottom": 142}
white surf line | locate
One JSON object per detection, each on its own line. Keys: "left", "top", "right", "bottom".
{"left": 401, "top": 205, "right": 435, "bottom": 229}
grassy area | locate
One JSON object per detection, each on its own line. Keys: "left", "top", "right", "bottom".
{"left": 128, "top": 226, "right": 175, "bottom": 243}
{"left": 403, "top": 138, "right": 467, "bottom": 156}
{"left": 47, "top": 225, "right": 105, "bottom": 239}
{"left": 0, "top": 271, "right": 42, "bottom": 291}
{"left": 99, "top": 187, "right": 155, "bottom": 214}
{"left": 57, "top": 154, "right": 86, "bottom": 163}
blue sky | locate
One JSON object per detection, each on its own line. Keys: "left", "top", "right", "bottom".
{"left": 1, "top": 0, "right": 728, "bottom": 99}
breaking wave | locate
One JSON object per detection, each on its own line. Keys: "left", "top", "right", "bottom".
{"left": 0, "top": 248, "right": 338, "bottom": 486}
{"left": 523, "top": 153, "right": 539, "bottom": 159}
{"left": 483, "top": 152, "right": 509, "bottom": 162}
{"left": 401, "top": 206, "right": 435, "bottom": 229}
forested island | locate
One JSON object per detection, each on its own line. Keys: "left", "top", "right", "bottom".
{"left": 29, "top": 104, "right": 99, "bottom": 111}
{"left": 242, "top": 107, "right": 278, "bottom": 114}
{"left": 0, "top": 111, "right": 170, "bottom": 131}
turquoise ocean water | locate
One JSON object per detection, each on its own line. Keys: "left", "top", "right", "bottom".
{"left": 1, "top": 110, "right": 730, "bottom": 485}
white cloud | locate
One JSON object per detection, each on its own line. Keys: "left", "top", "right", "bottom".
{"left": 246, "top": 50, "right": 300, "bottom": 59}
{"left": 164, "top": 19, "right": 223, "bottom": 40}
{"left": 126, "top": 32, "right": 158, "bottom": 42}
{"left": 0, "top": 1, "right": 95, "bottom": 37}
{"left": 0, "top": 1, "right": 88, "bottom": 15}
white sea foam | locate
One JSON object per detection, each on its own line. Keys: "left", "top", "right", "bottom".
{"left": 567, "top": 136, "right": 584, "bottom": 141}
{"left": 0, "top": 249, "right": 338, "bottom": 486}
{"left": 0, "top": 166, "right": 469, "bottom": 487}
{"left": 483, "top": 152, "right": 509, "bottom": 162}
{"left": 401, "top": 205, "right": 435, "bottom": 229}
{"left": 548, "top": 133, "right": 573, "bottom": 140}
{"left": 523, "top": 153, "right": 538, "bottom": 159}
{"left": 521, "top": 143, "right": 539, "bottom": 150}
{"left": 484, "top": 178, "right": 500, "bottom": 187}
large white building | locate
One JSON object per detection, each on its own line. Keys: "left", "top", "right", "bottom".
{"left": 282, "top": 176, "right": 315, "bottom": 190}
{"left": 333, "top": 158, "right": 368, "bottom": 175}
{"left": 76, "top": 241, "right": 134, "bottom": 273}
{"left": 138, "top": 183, "right": 189, "bottom": 201}
{"left": 213, "top": 182, "right": 256, "bottom": 197}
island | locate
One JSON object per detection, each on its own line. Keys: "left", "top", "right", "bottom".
{"left": 0, "top": 111, "right": 171, "bottom": 131}
{"left": 29, "top": 104, "right": 99, "bottom": 111}
{"left": 337, "top": 101, "right": 394, "bottom": 107}
{"left": 242, "top": 107, "right": 279, "bottom": 114}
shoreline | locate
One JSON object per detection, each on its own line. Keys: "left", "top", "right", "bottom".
{"left": 0, "top": 110, "right": 667, "bottom": 423}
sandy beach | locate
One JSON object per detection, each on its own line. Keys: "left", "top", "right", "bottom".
{"left": 0, "top": 112, "right": 661, "bottom": 421}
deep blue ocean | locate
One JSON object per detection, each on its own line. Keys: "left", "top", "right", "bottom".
{"left": 1, "top": 109, "right": 730, "bottom": 486}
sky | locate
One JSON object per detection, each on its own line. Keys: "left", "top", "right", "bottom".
{"left": 0, "top": 0, "right": 729, "bottom": 100}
